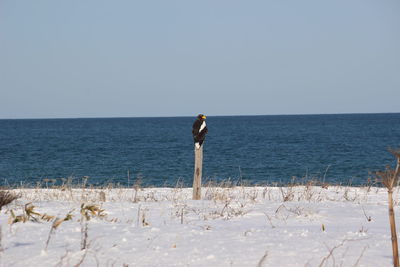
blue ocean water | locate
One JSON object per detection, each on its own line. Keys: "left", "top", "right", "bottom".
{"left": 0, "top": 113, "right": 399, "bottom": 187}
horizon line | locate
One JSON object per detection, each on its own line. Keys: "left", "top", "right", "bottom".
{"left": 0, "top": 111, "right": 399, "bottom": 120}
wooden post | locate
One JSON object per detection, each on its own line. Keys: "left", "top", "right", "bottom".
{"left": 192, "top": 145, "right": 203, "bottom": 200}
{"left": 388, "top": 189, "right": 399, "bottom": 267}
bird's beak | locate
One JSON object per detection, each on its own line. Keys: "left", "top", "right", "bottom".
{"left": 202, "top": 115, "right": 206, "bottom": 119}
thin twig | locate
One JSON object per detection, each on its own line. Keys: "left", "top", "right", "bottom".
{"left": 362, "top": 206, "right": 372, "bottom": 222}
{"left": 353, "top": 245, "right": 369, "bottom": 267}
{"left": 256, "top": 250, "right": 268, "bottom": 267}
{"left": 44, "top": 217, "right": 59, "bottom": 251}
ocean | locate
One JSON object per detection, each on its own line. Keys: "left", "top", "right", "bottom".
{"left": 0, "top": 113, "right": 399, "bottom": 187}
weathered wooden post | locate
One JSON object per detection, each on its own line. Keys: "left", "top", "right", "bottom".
{"left": 191, "top": 114, "right": 208, "bottom": 200}
{"left": 388, "top": 187, "right": 399, "bottom": 267}
{"left": 390, "top": 153, "right": 400, "bottom": 267}
{"left": 193, "top": 145, "right": 203, "bottom": 200}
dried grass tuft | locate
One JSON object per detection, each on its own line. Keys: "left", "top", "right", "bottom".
{"left": 0, "top": 190, "right": 19, "bottom": 210}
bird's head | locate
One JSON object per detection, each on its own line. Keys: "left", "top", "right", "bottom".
{"left": 197, "top": 114, "right": 206, "bottom": 120}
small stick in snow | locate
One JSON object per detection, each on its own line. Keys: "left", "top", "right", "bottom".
{"left": 44, "top": 217, "right": 59, "bottom": 251}
{"left": 256, "top": 251, "right": 268, "bottom": 267}
{"left": 136, "top": 204, "right": 141, "bottom": 227}
{"left": 180, "top": 208, "right": 184, "bottom": 224}
{"left": 0, "top": 225, "right": 3, "bottom": 252}
{"left": 362, "top": 206, "right": 372, "bottom": 222}
{"left": 353, "top": 245, "right": 369, "bottom": 267}
{"left": 264, "top": 213, "right": 275, "bottom": 228}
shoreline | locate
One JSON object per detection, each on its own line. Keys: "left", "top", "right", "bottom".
{"left": 0, "top": 178, "right": 382, "bottom": 191}
{"left": 6, "top": 184, "right": 394, "bottom": 203}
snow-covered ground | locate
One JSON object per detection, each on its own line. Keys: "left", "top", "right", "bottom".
{"left": 0, "top": 185, "right": 398, "bottom": 266}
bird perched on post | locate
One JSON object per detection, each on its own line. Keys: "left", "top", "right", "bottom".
{"left": 192, "top": 114, "right": 208, "bottom": 149}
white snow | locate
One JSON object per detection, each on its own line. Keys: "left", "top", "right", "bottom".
{"left": 0, "top": 185, "right": 398, "bottom": 266}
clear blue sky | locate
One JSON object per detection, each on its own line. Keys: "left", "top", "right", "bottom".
{"left": 1, "top": 0, "right": 399, "bottom": 119}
